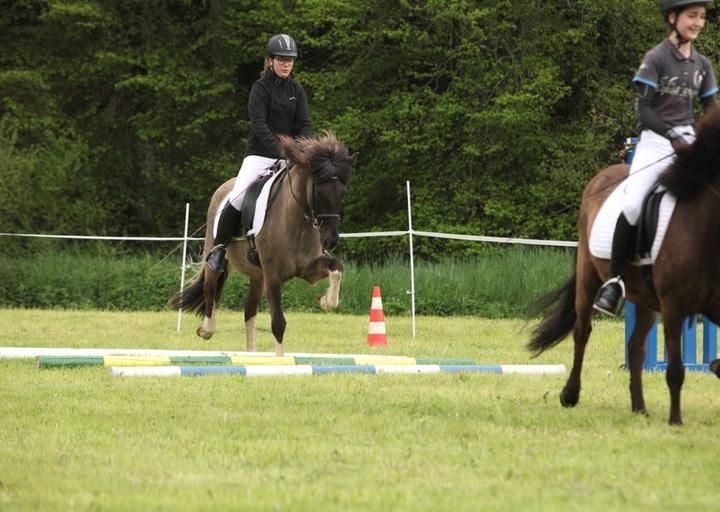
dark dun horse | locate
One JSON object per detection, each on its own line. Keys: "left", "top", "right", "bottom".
{"left": 528, "top": 108, "right": 720, "bottom": 425}
{"left": 171, "top": 132, "right": 355, "bottom": 356}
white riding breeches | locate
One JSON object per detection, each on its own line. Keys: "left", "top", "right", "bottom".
{"left": 227, "top": 155, "right": 279, "bottom": 210}
{"left": 621, "top": 126, "right": 694, "bottom": 225}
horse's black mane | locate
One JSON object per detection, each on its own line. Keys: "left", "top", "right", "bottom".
{"left": 300, "top": 132, "right": 353, "bottom": 185}
{"left": 658, "top": 107, "right": 720, "bottom": 201}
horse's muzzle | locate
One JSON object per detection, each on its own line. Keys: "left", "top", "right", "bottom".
{"left": 323, "top": 232, "right": 339, "bottom": 251}
{"left": 318, "top": 215, "right": 341, "bottom": 251}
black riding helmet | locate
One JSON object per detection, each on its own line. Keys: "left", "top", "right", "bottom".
{"left": 266, "top": 34, "right": 298, "bottom": 58}
{"left": 660, "top": 0, "right": 712, "bottom": 16}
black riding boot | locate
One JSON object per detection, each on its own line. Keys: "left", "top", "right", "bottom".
{"left": 206, "top": 203, "right": 242, "bottom": 273}
{"left": 593, "top": 213, "right": 637, "bottom": 316}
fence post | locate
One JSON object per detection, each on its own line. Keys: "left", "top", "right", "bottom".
{"left": 406, "top": 181, "right": 416, "bottom": 338}
{"left": 176, "top": 203, "right": 190, "bottom": 332}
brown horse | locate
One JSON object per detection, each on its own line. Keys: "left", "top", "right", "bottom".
{"left": 528, "top": 108, "right": 720, "bottom": 425}
{"left": 171, "top": 132, "right": 355, "bottom": 356}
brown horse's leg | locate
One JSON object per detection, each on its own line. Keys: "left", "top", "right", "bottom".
{"left": 197, "top": 268, "right": 219, "bottom": 340}
{"left": 560, "top": 298, "right": 592, "bottom": 407}
{"left": 703, "top": 308, "right": 720, "bottom": 379}
{"left": 265, "top": 278, "right": 286, "bottom": 356}
{"left": 627, "top": 304, "right": 655, "bottom": 415}
{"left": 244, "top": 278, "right": 264, "bottom": 352}
{"left": 560, "top": 255, "right": 599, "bottom": 408}
{"left": 661, "top": 307, "right": 686, "bottom": 425}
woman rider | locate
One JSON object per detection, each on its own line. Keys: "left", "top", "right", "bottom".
{"left": 594, "top": 0, "right": 718, "bottom": 316}
{"left": 206, "top": 33, "right": 313, "bottom": 272}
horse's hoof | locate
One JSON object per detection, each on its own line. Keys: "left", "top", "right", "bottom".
{"left": 560, "top": 388, "right": 579, "bottom": 408}
{"left": 318, "top": 293, "right": 331, "bottom": 311}
{"left": 669, "top": 417, "right": 683, "bottom": 426}
{"left": 196, "top": 327, "right": 214, "bottom": 340}
{"left": 632, "top": 407, "right": 649, "bottom": 417}
{"left": 274, "top": 343, "right": 284, "bottom": 357}
{"left": 710, "top": 359, "right": 720, "bottom": 379}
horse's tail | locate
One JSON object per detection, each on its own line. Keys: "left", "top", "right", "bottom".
{"left": 169, "top": 267, "right": 228, "bottom": 317}
{"left": 526, "top": 272, "right": 577, "bottom": 356}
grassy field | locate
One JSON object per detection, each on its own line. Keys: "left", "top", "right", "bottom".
{"left": 1, "top": 308, "right": 719, "bottom": 511}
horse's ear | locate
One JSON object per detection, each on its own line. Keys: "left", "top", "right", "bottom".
{"left": 278, "top": 135, "right": 310, "bottom": 165}
{"left": 350, "top": 152, "right": 359, "bottom": 166}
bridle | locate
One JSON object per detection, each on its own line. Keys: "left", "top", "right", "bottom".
{"left": 286, "top": 165, "right": 342, "bottom": 230}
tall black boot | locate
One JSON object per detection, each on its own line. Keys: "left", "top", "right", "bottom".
{"left": 206, "top": 203, "right": 242, "bottom": 273}
{"left": 593, "top": 213, "right": 637, "bottom": 316}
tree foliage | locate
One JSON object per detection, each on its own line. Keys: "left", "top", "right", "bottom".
{"left": 1, "top": 0, "right": 718, "bottom": 259}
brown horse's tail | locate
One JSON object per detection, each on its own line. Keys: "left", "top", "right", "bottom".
{"left": 527, "top": 272, "right": 577, "bottom": 356}
{"left": 169, "top": 268, "right": 228, "bottom": 317}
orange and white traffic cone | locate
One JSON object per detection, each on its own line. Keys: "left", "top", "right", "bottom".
{"left": 367, "top": 286, "right": 388, "bottom": 346}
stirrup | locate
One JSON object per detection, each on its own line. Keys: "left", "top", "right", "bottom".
{"left": 593, "top": 277, "right": 626, "bottom": 317}
{"left": 206, "top": 244, "right": 227, "bottom": 273}
{"left": 247, "top": 249, "right": 262, "bottom": 268}
{"left": 606, "top": 276, "right": 626, "bottom": 297}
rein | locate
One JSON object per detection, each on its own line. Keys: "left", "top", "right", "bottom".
{"left": 707, "top": 183, "right": 720, "bottom": 200}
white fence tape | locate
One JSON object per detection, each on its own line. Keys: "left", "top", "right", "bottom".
{"left": 0, "top": 183, "right": 578, "bottom": 336}
{"left": 0, "top": 230, "right": 577, "bottom": 247}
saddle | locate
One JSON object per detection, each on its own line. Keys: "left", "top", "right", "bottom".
{"left": 229, "top": 160, "right": 287, "bottom": 267}
{"left": 232, "top": 159, "right": 287, "bottom": 237}
{"left": 635, "top": 183, "right": 667, "bottom": 295}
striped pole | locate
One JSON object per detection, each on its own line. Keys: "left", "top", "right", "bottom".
{"left": 367, "top": 286, "right": 388, "bottom": 346}
{"left": 1, "top": 348, "right": 427, "bottom": 360}
{"left": 37, "top": 354, "right": 478, "bottom": 369}
{"left": 109, "top": 364, "right": 567, "bottom": 378}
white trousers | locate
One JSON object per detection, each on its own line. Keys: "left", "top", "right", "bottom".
{"left": 227, "top": 155, "right": 279, "bottom": 210}
{"left": 622, "top": 126, "right": 694, "bottom": 225}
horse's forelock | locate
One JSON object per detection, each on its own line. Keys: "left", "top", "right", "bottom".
{"left": 298, "top": 131, "right": 353, "bottom": 184}
{"left": 658, "top": 108, "right": 720, "bottom": 201}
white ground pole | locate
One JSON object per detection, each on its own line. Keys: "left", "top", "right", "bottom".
{"left": 406, "top": 181, "right": 416, "bottom": 338}
{"left": 176, "top": 203, "right": 190, "bottom": 332}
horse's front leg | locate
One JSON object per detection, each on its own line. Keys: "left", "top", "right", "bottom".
{"left": 319, "top": 258, "right": 343, "bottom": 311}
{"left": 265, "top": 277, "right": 286, "bottom": 356}
{"left": 627, "top": 304, "right": 656, "bottom": 416}
{"left": 244, "top": 278, "right": 264, "bottom": 352}
{"left": 661, "top": 308, "right": 686, "bottom": 425}
{"left": 302, "top": 256, "right": 344, "bottom": 310}
{"left": 702, "top": 307, "right": 720, "bottom": 379}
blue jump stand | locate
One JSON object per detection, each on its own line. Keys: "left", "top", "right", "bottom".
{"left": 624, "top": 301, "right": 718, "bottom": 372}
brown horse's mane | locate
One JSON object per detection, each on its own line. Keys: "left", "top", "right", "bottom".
{"left": 658, "top": 106, "right": 720, "bottom": 201}
{"left": 280, "top": 131, "right": 354, "bottom": 185}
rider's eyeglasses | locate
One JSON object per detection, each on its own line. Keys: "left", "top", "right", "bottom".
{"left": 274, "top": 56, "right": 295, "bottom": 64}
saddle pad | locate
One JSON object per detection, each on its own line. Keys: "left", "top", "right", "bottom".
{"left": 588, "top": 179, "right": 677, "bottom": 265}
{"left": 212, "top": 170, "right": 284, "bottom": 240}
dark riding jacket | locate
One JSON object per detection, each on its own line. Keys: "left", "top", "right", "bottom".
{"left": 245, "top": 68, "right": 313, "bottom": 159}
